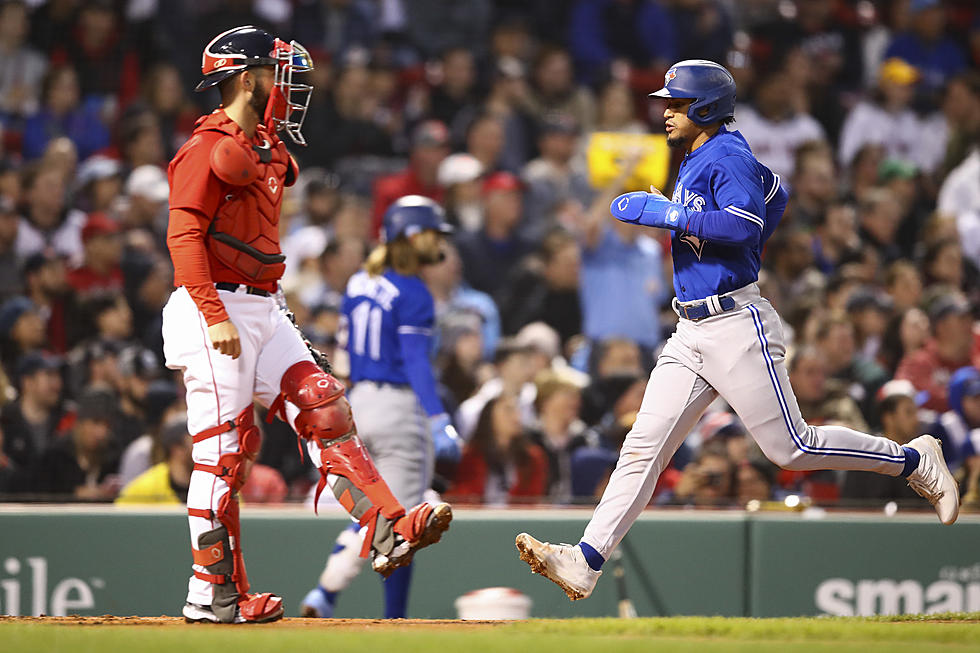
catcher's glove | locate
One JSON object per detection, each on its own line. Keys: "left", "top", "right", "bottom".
{"left": 306, "top": 340, "right": 333, "bottom": 375}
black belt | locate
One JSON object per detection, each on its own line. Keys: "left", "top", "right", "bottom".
{"left": 677, "top": 295, "right": 737, "bottom": 321}
{"left": 215, "top": 282, "right": 271, "bottom": 297}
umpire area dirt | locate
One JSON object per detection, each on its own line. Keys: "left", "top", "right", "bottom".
{"left": 0, "top": 615, "right": 504, "bottom": 629}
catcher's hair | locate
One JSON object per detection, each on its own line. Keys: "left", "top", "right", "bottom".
{"left": 364, "top": 238, "right": 420, "bottom": 277}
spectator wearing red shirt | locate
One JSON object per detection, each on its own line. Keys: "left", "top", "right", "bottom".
{"left": 896, "top": 294, "right": 976, "bottom": 413}
{"left": 67, "top": 212, "right": 123, "bottom": 297}
{"left": 370, "top": 120, "right": 448, "bottom": 238}
{"left": 449, "top": 393, "right": 548, "bottom": 504}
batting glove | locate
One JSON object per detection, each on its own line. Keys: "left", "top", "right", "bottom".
{"left": 430, "top": 413, "right": 462, "bottom": 464}
{"left": 610, "top": 191, "right": 687, "bottom": 230}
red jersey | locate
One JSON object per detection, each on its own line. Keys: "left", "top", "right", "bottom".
{"left": 166, "top": 110, "right": 295, "bottom": 325}
{"left": 66, "top": 265, "right": 124, "bottom": 297}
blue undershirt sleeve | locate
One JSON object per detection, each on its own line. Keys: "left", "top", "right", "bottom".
{"left": 398, "top": 331, "right": 445, "bottom": 417}
{"left": 684, "top": 153, "right": 766, "bottom": 248}
{"left": 394, "top": 281, "right": 444, "bottom": 417}
{"left": 682, "top": 207, "right": 761, "bottom": 247}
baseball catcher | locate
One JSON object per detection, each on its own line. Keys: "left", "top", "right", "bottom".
{"left": 163, "top": 25, "right": 451, "bottom": 624}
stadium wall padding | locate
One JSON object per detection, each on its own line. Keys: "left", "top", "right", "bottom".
{"left": 0, "top": 507, "right": 977, "bottom": 618}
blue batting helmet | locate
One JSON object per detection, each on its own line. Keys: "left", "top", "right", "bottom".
{"left": 381, "top": 195, "right": 453, "bottom": 244}
{"left": 649, "top": 60, "right": 736, "bottom": 126}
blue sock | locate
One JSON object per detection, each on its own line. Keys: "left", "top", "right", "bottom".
{"left": 319, "top": 586, "right": 338, "bottom": 606}
{"left": 382, "top": 563, "right": 413, "bottom": 618}
{"left": 900, "top": 446, "right": 920, "bottom": 478}
{"left": 578, "top": 542, "right": 605, "bottom": 571}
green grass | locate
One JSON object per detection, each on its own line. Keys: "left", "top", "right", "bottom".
{"left": 2, "top": 614, "right": 979, "bottom": 653}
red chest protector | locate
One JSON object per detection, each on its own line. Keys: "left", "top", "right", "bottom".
{"left": 195, "top": 111, "right": 298, "bottom": 283}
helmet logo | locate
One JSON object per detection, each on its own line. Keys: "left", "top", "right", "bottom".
{"left": 268, "top": 176, "right": 279, "bottom": 194}
{"left": 617, "top": 196, "right": 629, "bottom": 212}
{"left": 665, "top": 68, "right": 677, "bottom": 84}
{"left": 214, "top": 58, "right": 227, "bottom": 68}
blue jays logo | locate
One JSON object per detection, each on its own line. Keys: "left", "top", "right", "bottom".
{"left": 665, "top": 68, "right": 677, "bottom": 84}
{"left": 672, "top": 182, "right": 707, "bottom": 259}
{"left": 617, "top": 196, "right": 629, "bottom": 212}
{"left": 679, "top": 233, "right": 705, "bottom": 259}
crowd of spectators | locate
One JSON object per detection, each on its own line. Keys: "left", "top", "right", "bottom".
{"left": 0, "top": 0, "right": 979, "bottom": 515}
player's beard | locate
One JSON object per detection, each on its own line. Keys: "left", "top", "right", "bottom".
{"left": 417, "top": 248, "right": 445, "bottom": 265}
{"left": 666, "top": 132, "right": 688, "bottom": 149}
{"left": 249, "top": 83, "right": 271, "bottom": 124}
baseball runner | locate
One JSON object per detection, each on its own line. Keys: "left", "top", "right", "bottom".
{"left": 163, "top": 26, "right": 451, "bottom": 624}
{"left": 515, "top": 60, "right": 959, "bottom": 601}
{"left": 301, "top": 196, "right": 461, "bottom": 619}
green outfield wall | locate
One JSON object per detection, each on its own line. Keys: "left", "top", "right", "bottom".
{"left": 0, "top": 506, "right": 977, "bottom": 619}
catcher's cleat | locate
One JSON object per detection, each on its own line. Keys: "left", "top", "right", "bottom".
{"left": 515, "top": 533, "right": 601, "bottom": 601}
{"left": 371, "top": 502, "right": 453, "bottom": 577}
{"left": 182, "top": 592, "right": 284, "bottom": 624}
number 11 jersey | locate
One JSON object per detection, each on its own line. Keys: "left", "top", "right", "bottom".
{"left": 342, "top": 269, "right": 435, "bottom": 385}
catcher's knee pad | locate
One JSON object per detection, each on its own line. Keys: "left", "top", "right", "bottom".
{"left": 267, "top": 360, "right": 352, "bottom": 440}
{"left": 192, "top": 405, "right": 261, "bottom": 494}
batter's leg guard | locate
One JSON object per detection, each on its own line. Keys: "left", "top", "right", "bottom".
{"left": 188, "top": 406, "right": 283, "bottom": 623}
{"left": 268, "top": 361, "right": 452, "bottom": 574}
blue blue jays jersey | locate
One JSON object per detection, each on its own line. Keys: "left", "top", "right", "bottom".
{"left": 343, "top": 269, "right": 434, "bottom": 386}
{"left": 668, "top": 126, "right": 787, "bottom": 301}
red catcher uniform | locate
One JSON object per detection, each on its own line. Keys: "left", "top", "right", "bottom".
{"left": 163, "top": 28, "right": 451, "bottom": 625}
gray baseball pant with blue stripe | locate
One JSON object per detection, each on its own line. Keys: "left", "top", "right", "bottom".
{"left": 581, "top": 283, "right": 905, "bottom": 558}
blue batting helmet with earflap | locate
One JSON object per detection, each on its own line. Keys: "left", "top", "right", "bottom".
{"left": 381, "top": 195, "right": 453, "bottom": 244}
{"left": 649, "top": 60, "right": 736, "bottom": 126}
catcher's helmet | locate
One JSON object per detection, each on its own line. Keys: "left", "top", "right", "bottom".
{"left": 381, "top": 196, "right": 453, "bottom": 244}
{"left": 196, "top": 25, "right": 314, "bottom": 145}
{"left": 196, "top": 26, "right": 278, "bottom": 92}
{"left": 649, "top": 60, "right": 736, "bottom": 126}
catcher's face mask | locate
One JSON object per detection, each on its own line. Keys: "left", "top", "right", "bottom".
{"left": 265, "top": 39, "right": 314, "bottom": 146}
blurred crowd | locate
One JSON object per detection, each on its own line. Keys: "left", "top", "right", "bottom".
{"left": 0, "top": 0, "right": 979, "bottom": 514}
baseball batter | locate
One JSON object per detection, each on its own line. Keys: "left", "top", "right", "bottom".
{"left": 163, "top": 26, "right": 451, "bottom": 624}
{"left": 301, "top": 196, "right": 461, "bottom": 619}
{"left": 516, "top": 60, "right": 959, "bottom": 601}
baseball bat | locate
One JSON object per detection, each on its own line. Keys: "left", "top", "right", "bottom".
{"left": 610, "top": 548, "right": 638, "bottom": 619}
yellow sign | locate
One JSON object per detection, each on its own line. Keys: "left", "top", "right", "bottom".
{"left": 586, "top": 132, "right": 670, "bottom": 193}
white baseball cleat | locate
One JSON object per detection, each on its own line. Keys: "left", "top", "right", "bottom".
{"left": 906, "top": 435, "right": 959, "bottom": 525}
{"left": 515, "top": 533, "right": 601, "bottom": 601}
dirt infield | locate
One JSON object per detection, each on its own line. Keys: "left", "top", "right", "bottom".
{"left": 0, "top": 615, "right": 501, "bottom": 628}
{"left": 2, "top": 614, "right": 979, "bottom": 627}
